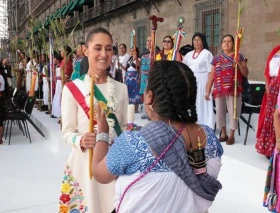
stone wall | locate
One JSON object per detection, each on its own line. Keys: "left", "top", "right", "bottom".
{"left": 228, "top": 0, "right": 280, "bottom": 81}
{"left": 18, "top": 0, "right": 280, "bottom": 81}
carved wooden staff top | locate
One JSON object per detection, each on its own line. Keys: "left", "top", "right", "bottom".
{"left": 149, "top": 15, "right": 164, "bottom": 64}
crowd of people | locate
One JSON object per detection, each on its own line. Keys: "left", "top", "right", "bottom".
{"left": 0, "top": 25, "right": 279, "bottom": 212}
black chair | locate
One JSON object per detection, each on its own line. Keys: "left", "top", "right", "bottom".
{"left": 4, "top": 91, "right": 28, "bottom": 139}
{"left": 241, "top": 83, "right": 265, "bottom": 145}
{"left": 4, "top": 96, "right": 36, "bottom": 145}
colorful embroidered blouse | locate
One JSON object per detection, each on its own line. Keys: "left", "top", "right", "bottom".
{"left": 139, "top": 53, "right": 151, "bottom": 95}
{"left": 106, "top": 125, "right": 223, "bottom": 176}
{"left": 211, "top": 52, "right": 246, "bottom": 99}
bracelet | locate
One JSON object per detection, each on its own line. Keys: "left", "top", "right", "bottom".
{"left": 96, "top": 132, "right": 109, "bottom": 144}
{"left": 277, "top": 138, "right": 280, "bottom": 143}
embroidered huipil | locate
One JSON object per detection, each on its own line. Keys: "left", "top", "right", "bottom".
{"left": 106, "top": 125, "right": 223, "bottom": 213}
{"left": 211, "top": 53, "right": 246, "bottom": 99}
{"left": 59, "top": 74, "right": 128, "bottom": 213}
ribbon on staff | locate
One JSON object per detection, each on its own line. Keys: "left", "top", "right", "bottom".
{"left": 172, "top": 17, "right": 186, "bottom": 61}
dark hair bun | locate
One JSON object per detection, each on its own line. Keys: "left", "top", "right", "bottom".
{"left": 147, "top": 60, "right": 197, "bottom": 123}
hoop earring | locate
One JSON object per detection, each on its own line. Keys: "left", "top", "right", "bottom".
{"left": 149, "top": 105, "right": 154, "bottom": 111}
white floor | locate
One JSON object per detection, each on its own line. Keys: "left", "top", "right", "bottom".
{"left": 0, "top": 108, "right": 270, "bottom": 213}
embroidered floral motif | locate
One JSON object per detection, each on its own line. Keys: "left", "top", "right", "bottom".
{"left": 72, "top": 135, "right": 77, "bottom": 145}
{"left": 59, "top": 164, "right": 88, "bottom": 213}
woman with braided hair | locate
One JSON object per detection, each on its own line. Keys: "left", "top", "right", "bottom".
{"left": 92, "top": 60, "right": 223, "bottom": 213}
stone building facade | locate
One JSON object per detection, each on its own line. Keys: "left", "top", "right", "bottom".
{"left": 9, "top": 0, "right": 280, "bottom": 81}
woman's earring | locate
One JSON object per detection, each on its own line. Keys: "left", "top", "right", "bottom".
{"left": 149, "top": 105, "right": 154, "bottom": 111}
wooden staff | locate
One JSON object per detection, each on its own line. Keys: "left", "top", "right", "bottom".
{"left": 149, "top": 15, "right": 164, "bottom": 66}
{"left": 172, "top": 17, "right": 187, "bottom": 61}
{"left": 89, "top": 76, "right": 94, "bottom": 179}
{"left": 233, "top": 0, "right": 244, "bottom": 119}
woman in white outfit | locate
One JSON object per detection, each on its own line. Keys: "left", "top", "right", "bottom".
{"left": 59, "top": 27, "right": 128, "bottom": 213}
{"left": 51, "top": 53, "right": 63, "bottom": 118}
{"left": 116, "top": 44, "right": 130, "bottom": 82}
{"left": 183, "top": 33, "right": 215, "bottom": 129}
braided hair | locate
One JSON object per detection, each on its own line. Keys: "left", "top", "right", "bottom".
{"left": 146, "top": 60, "right": 197, "bottom": 123}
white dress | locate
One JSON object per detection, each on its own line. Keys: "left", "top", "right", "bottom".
{"left": 52, "top": 67, "right": 62, "bottom": 117}
{"left": 116, "top": 53, "right": 130, "bottom": 82}
{"left": 60, "top": 74, "right": 128, "bottom": 213}
{"left": 42, "top": 65, "right": 49, "bottom": 105}
{"left": 183, "top": 49, "right": 215, "bottom": 129}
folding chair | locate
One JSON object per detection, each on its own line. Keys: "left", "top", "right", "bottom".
{"left": 241, "top": 83, "right": 265, "bottom": 145}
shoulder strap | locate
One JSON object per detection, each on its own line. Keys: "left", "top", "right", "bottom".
{"left": 66, "top": 81, "right": 90, "bottom": 119}
{"left": 67, "top": 78, "right": 122, "bottom": 136}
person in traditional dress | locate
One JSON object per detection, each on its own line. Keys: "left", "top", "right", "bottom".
{"left": 59, "top": 27, "right": 128, "bottom": 213}
{"left": 60, "top": 45, "right": 73, "bottom": 84}
{"left": 15, "top": 51, "right": 26, "bottom": 90}
{"left": 51, "top": 53, "right": 63, "bottom": 118}
{"left": 28, "top": 53, "right": 39, "bottom": 97}
{"left": 139, "top": 36, "right": 152, "bottom": 120}
{"left": 205, "top": 34, "right": 249, "bottom": 145}
{"left": 155, "top": 35, "right": 181, "bottom": 61}
{"left": 256, "top": 45, "right": 280, "bottom": 157}
{"left": 183, "top": 33, "right": 215, "bottom": 129}
{"left": 115, "top": 44, "right": 130, "bottom": 83}
{"left": 25, "top": 55, "right": 33, "bottom": 94}
{"left": 71, "top": 42, "right": 86, "bottom": 80}
{"left": 274, "top": 91, "right": 280, "bottom": 153}
{"left": 92, "top": 60, "right": 223, "bottom": 213}
{"left": 124, "top": 47, "right": 140, "bottom": 113}
{"left": 40, "top": 54, "right": 49, "bottom": 111}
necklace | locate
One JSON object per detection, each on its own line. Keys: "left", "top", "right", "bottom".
{"left": 192, "top": 49, "right": 203, "bottom": 59}
{"left": 84, "top": 74, "right": 118, "bottom": 143}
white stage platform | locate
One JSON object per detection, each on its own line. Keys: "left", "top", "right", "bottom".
{"left": 0, "top": 107, "right": 270, "bottom": 213}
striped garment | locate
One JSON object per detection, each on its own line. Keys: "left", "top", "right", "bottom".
{"left": 211, "top": 52, "right": 246, "bottom": 99}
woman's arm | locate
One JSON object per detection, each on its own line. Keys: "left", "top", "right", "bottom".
{"left": 237, "top": 60, "right": 249, "bottom": 77}
{"left": 205, "top": 65, "right": 215, "bottom": 101}
{"left": 92, "top": 104, "right": 117, "bottom": 184}
{"left": 264, "top": 76, "right": 269, "bottom": 94}
{"left": 274, "top": 108, "right": 280, "bottom": 152}
{"left": 61, "top": 86, "right": 95, "bottom": 151}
